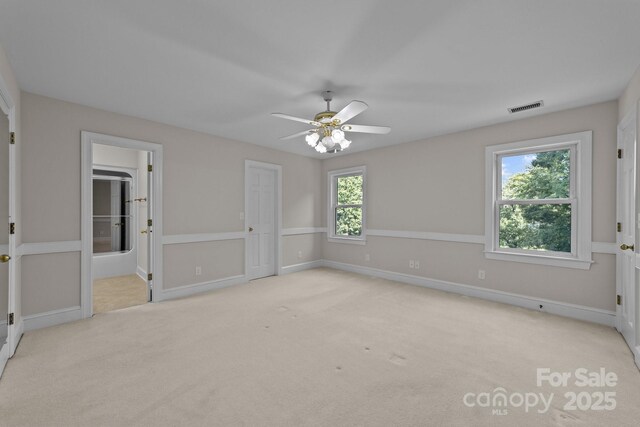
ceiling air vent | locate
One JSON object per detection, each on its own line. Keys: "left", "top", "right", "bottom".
{"left": 508, "top": 100, "right": 544, "bottom": 114}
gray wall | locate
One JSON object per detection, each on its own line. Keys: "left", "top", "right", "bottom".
{"left": 322, "top": 101, "right": 618, "bottom": 311}
{"left": 15, "top": 64, "right": 639, "bottom": 319}
{"left": 20, "top": 92, "right": 323, "bottom": 316}
{"left": 619, "top": 64, "right": 640, "bottom": 121}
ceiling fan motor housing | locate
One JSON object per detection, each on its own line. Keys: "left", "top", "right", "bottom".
{"left": 314, "top": 111, "right": 337, "bottom": 123}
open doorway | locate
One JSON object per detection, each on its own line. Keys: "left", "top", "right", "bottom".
{"left": 91, "top": 145, "right": 150, "bottom": 314}
{"left": 81, "top": 132, "right": 163, "bottom": 319}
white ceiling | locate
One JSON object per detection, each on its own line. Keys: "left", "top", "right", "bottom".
{"left": 1, "top": 0, "right": 639, "bottom": 158}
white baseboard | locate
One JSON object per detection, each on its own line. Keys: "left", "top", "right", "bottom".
{"left": 23, "top": 306, "right": 83, "bottom": 332}
{"left": 158, "top": 275, "right": 247, "bottom": 301}
{"left": 322, "top": 260, "right": 616, "bottom": 327}
{"left": 136, "top": 266, "right": 147, "bottom": 281}
{"left": 18, "top": 260, "right": 617, "bottom": 333}
{"left": 281, "top": 260, "right": 324, "bottom": 274}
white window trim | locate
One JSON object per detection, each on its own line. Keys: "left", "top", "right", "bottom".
{"left": 484, "top": 131, "right": 592, "bottom": 270}
{"left": 328, "top": 166, "right": 367, "bottom": 245}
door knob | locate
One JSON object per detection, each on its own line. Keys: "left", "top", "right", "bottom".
{"left": 248, "top": 227, "right": 253, "bottom": 232}
{"left": 141, "top": 230, "right": 148, "bottom": 234}
{"left": 620, "top": 243, "right": 634, "bottom": 251}
{"left": 0, "top": 254, "right": 10, "bottom": 263}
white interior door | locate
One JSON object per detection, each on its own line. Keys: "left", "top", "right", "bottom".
{"left": 246, "top": 165, "right": 276, "bottom": 280}
{"left": 617, "top": 110, "right": 636, "bottom": 350}
{"left": 0, "top": 106, "right": 12, "bottom": 375}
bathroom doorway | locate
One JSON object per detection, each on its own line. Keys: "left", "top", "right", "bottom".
{"left": 81, "top": 132, "right": 163, "bottom": 318}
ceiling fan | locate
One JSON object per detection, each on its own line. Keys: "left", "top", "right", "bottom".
{"left": 272, "top": 91, "right": 391, "bottom": 153}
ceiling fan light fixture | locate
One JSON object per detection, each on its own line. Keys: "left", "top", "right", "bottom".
{"left": 272, "top": 92, "right": 390, "bottom": 154}
{"left": 331, "top": 129, "right": 345, "bottom": 143}
{"left": 305, "top": 132, "right": 319, "bottom": 146}
{"left": 322, "top": 135, "right": 335, "bottom": 149}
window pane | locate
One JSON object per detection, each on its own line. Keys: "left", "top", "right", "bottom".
{"left": 337, "top": 175, "right": 363, "bottom": 205}
{"left": 335, "top": 207, "right": 362, "bottom": 236}
{"left": 499, "top": 204, "right": 571, "bottom": 253}
{"left": 501, "top": 149, "right": 570, "bottom": 200}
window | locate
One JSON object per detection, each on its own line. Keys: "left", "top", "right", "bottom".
{"left": 328, "top": 166, "right": 366, "bottom": 243}
{"left": 485, "top": 132, "right": 592, "bottom": 269}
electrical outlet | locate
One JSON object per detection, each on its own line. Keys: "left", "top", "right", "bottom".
{"left": 239, "top": 212, "right": 245, "bottom": 220}
{"left": 195, "top": 266, "right": 202, "bottom": 276}
{"left": 478, "top": 270, "right": 485, "bottom": 280}
{"left": 297, "top": 250, "right": 302, "bottom": 259}
{"left": 365, "top": 253, "right": 371, "bottom": 262}
{"left": 414, "top": 260, "right": 420, "bottom": 269}
{"left": 409, "top": 260, "right": 414, "bottom": 269}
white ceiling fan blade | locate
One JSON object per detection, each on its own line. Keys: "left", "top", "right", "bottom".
{"left": 272, "top": 113, "right": 321, "bottom": 127}
{"left": 341, "top": 124, "right": 391, "bottom": 134}
{"left": 331, "top": 101, "right": 368, "bottom": 125}
{"left": 280, "top": 129, "right": 313, "bottom": 140}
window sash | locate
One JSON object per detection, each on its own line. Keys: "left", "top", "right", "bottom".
{"left": 333, "top": 178, "right": 363, "bottom": 235}
{"left": 334, "top": 206, "right": 363, "bottom": 236}
{"left": 496, "top": 145, "right": 576, "bottom": 202}
{"left": 495, "top": 200, "right": 577, "bottom": 257}
{"left": 493, "top": 143, "right": 578, "bottom": 257}
{"left": 328, "top": 167, "right": 366, "bottom": 241}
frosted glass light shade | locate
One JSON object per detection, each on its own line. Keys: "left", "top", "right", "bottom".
{"left": 322, "top": 136, "right": 335, "bottom": 149}
{"left": 331, "top": 129, "right": 345, "bottom": 143}
{"left": 305, "top": 132, "right": 319, "bottom": 146}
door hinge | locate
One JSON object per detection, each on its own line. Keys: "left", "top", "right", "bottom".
{"left": 147, "top": 219, "right": 152, "bottom": 227}
{"left": 9, "top": 132, "right": 15, "bottom": 144}
{"left": 618, "top": 148, "right": 623, "bottom": 159}
{"left": 617, "top": 222, "right": 622, "bottom": 232}
{"left": 9, "top": 222, "right": 15, "bottom": 235}
{"left": 147, "top": 164, "right": 153, "bottom": 172}
{"left": 8, "top": 313, "right": 14, "bottom": 325}
{"left": 617, "top": 295, "right": 622, "bottom": 305}
{"left": 147, "top": 273, "right": 153, "bottom": 281}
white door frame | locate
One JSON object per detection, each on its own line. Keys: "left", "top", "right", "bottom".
{"left": 81, "top": 131, "right": 163, "bottom": 318}
{"left": 244, "top": 160, "right": 282, "bottom": 279}
{"left": 0, "top": 72, "right": 18, "bottom": 369}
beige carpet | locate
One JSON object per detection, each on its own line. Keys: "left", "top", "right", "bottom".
{"left": 93, "top": 274, "right": 148, "bottom": 314}
{"left": 1, "top": 268, "right": 639, "bottom": 426}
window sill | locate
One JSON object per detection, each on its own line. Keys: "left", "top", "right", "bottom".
{"left": 328, "top": 236, "right": 366, "bottom": 245}
{"left": 484, "top": 251, "right": 593, "bottom": 270}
